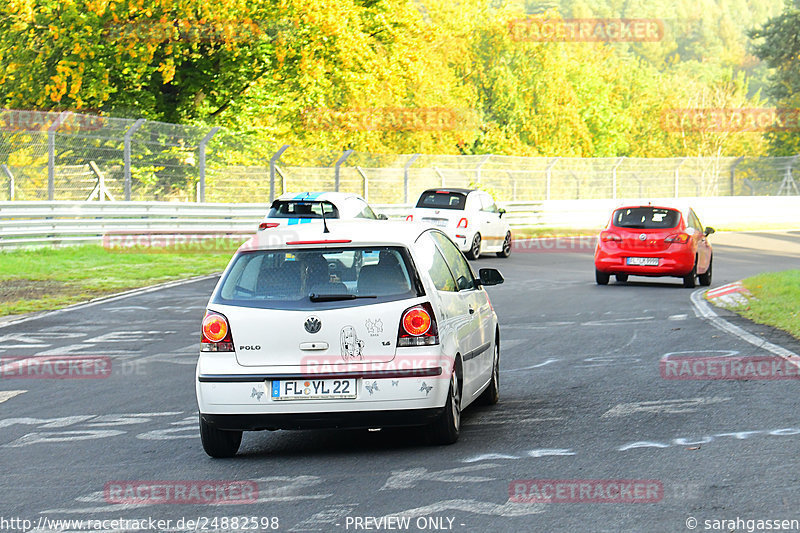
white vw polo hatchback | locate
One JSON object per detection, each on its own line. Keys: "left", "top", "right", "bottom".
{"left": 407, "top": 188, "right": 511, "bottom": 260}
{"left": 196, "top": 220, "right": 504, "bottom": 457}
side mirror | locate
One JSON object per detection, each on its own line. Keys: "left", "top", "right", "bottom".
{"left": 377, "top": 213, "right": 388, "bottom": 220}
{"left": 704, "top": 226, "right": 715, "bottom": 236}
{"left": 479, "top": 268, "right": 504, "bottom": 286}
{"left": 498, "top": 208, "right": 506, "bottom": 218}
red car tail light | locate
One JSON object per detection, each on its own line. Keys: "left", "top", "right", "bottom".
{"left": 397, "top": 303, "right": 439, "bottom": 347}
{"left": 406, "top": 215, "right": 414, "bottom": 221}
{"left": 600, "top": 231, "right": 621, "bottom": 242}
{"left": 457, "top": 218, "right": 468, "bottom": 228}
{"left": 665, "top": 233, "right": 690, "bottom": 244}
{"left": 201, "top": 311, "right": 234, "bottom": 352}
{"left": 258, "top": 222, "right": 280, "bottom": 230}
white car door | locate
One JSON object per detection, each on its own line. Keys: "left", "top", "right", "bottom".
{"left": 429, "top": 231, "right": 493, "bottom": 401}
{"left": 478, "top": 193, "right": 505, "bottom": 251}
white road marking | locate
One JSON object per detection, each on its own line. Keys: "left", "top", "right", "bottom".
{"left": 601, "top": 396, "right": 731, "bottom": 418}
{"left": 668, "top": 314, "right": 688, "bottom": 320}
{"left": 691, "top": 288, "right": 800, "bottom": 362}
{"left": 381, "top": 498, "right": 545, "bottom": 518}
{"left": 380, "top": 464, "right": 501, "bottom": 490}
{"left": 290, "top": 504, "right": 360, "bottom": 532}
{"left": 505, "top": 358, "right": 560, "bottom": 372}
{"left": 0, "top": 390, "right": 25, "bottom": 403}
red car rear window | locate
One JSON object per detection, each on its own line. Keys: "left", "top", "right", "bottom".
{"left": 612, "top": 207, "right": 680, "bottom": 229}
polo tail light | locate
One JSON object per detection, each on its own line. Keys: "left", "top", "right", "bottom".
{"left": 397, "top": 302, "right": 439, "bottom": 347}
{"left": 201, "top": 311, "right": 234, "bottom": 352}
{"left": 600, "top": 231, "right": 621, "bottom": 242}
{"left": 457, "top": 218, "right": 468, "bottom": 229}
{"left": 665, "top": 233, "right": 690, "bottom": 244}
{"left": 258, "top": 222, "right": 280, "bottom": 230}
{"left": 406, "top": 215, "right": 414, "bottom": 221}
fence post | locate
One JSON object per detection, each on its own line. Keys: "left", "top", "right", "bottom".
{"left": 1, "top": 164, "right": 13, "bottom": 201}
{"left": 356, "top": 166, "right": 369, "bottom": 200}
{"left": 123, "top": 118, "right": 146, "bottom": 201}
{"left": 475, "top": 154, "right": 491, "bottom": 186}
{"left": 612, "top": 157, "right": 624, "bottom": 200}
{"left": 47, "top": 111, "right": 71, "bottom": 201}
{"left": 269, "top": 144, "right": 290, "bottom": 202}
{"left": 728, "top": 156, "right": 744, "bottom": 196}
{"left": 545, "top": 157, "right": 559, "bottom": 200}
{"left": 674, "top": 157, "right": 687, "bottom": 198}
{"left": 777, "top": 155, "right": 800, "bottom": 196}
{"left": 334, "top": 150, "right": 354, "bottom": 192}
{"left": 403, "top": 154, "right": 420, "bottom": 204}
{"left": 197, "top": 127, "right": 220, "bottom": 203}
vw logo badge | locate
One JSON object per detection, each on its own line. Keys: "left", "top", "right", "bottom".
{"left": 304, "top": 316, "right": 322, "bottom": 334}
{"left": 639, "top": 233, "right": 647, "bottom": 241}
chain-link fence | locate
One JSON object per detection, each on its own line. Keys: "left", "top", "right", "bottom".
{"left": 1, "top": 110, "right": 798, "bottom": 203}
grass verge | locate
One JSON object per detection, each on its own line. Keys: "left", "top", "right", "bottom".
{"left": 0, "top": 243, "right": 238, "bottom": 317}
{"left": 735, "top": 270, "right": 800, "bottom": 339}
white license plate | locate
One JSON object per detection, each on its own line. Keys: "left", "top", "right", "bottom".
{"left": 626, "top": 257, "right": 659, "bottom": 266}
{"left": 423, "top": 218, "right": 447, "bottom": 227}
{"left": 271, "top": 379, "right": 357, "bottom": 400}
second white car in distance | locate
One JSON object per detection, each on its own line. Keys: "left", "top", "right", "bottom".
{"left": 407, "top": 188, "right": 511, "bottom": 259}
{"left": 258, "top": 191, "right": 386, "bottom": 231}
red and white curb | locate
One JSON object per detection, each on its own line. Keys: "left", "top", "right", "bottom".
{"left": 705, "top": 281, "right": 752, "bottom": 308}
{"left": 692, "top": 287, "right": 800, "bottom": 366}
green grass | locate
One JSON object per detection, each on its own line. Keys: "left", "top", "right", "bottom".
{"left": 0, "top": 243, "right": 239, "bottom": 316}
{"left": 736, "top": 270, "right": 800, "bottom": 339}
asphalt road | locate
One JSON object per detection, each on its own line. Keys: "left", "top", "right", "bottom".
{"left": 1, "top": 231, "right": 800, "bottom": 533}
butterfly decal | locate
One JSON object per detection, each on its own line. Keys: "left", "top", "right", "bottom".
{"left": 250, "top": 387, "right": 265, "bottom": 401}
{"left": 419, "top": 382, "right": 433, "bottom": 395}
{"left": 391, "top": 380, "right": 399, "bottom": 387}
{"left": 365, "top": 381, "right": 379, "bottom": 395}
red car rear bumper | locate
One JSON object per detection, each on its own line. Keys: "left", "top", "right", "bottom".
{"left": 594, "top": 245, "right": 695, "bottom": 277}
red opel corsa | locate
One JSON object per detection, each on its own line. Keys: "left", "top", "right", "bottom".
{"left": 594, "top": 205, "right": 714, "bottom": 288}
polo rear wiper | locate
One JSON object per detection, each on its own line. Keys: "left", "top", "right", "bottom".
{"left": 309, "top": 293, "right": 378, "bottom": 302}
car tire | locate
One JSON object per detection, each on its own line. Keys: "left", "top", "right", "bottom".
{"left": 596, "top": 269, "right": 610, "bottom": 285}
{"left": 199, "top": 414, "right": 242, "bottom": 458}
{"left": 429, "top": 367, "right": 461, "bottom": 445}
{"left": 479, "top": 336, "right": 500, "bottom": 405}
{"left": 615, "top": 274, "right": 629, "bottom": 283}
{"left": 698, "top": 257, "right": 712, "bottom": 286}
{"left": 496, "top": 232, "right": 512, "bottom": 258}
{"left": 683, "top": 259, "right": 697, "bottom": 288}
{"left": 465, "top": 234, "right": 481, "bottom": 260}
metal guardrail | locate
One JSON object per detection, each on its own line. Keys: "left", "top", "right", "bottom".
{"left": 0, "top": 201, "right": 542, "bottom": 249}
{"left": 4, "top": 196, "right": 798, "bottom": 249}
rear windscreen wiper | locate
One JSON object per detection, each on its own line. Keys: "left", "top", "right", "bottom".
{"left": 309, "top": 293, "right": 378, "bottom": 302}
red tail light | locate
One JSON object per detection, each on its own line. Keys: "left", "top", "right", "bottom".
{"left": 457, "top": 218, "right": 468, "bottom": 229}
{"left": 600, "top": 231, "right": 621, "bottom": 242}
{"left": 258, "top": 222, "right": 280, "bottom": 230}
{"left": 665, "top": 233, "right": 690, "bottom": 244}
{"left": 201, "top": 311, "right": 234, "bottom": 352}
{"left": 397, "top": 302, "right": 439, "bottom": 347}
{"left": 406, "top": 215, "right": 414, "bottom": 221}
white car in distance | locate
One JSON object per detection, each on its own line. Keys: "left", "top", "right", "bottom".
{"left": 196, "top": 220, "right": 504, "bottom": 457}
{"left": 407, "top": 188, "right": 511, "bottom": 259}
{"left": 258, "top": 191, "right": 386, "bottom": 231}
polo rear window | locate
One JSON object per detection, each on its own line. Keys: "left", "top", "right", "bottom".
{"left": 612, "top": 207, "right": 680, "bottom": 229}
{"left": 416, "top": 191, "right": 466, "bottom": 210}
